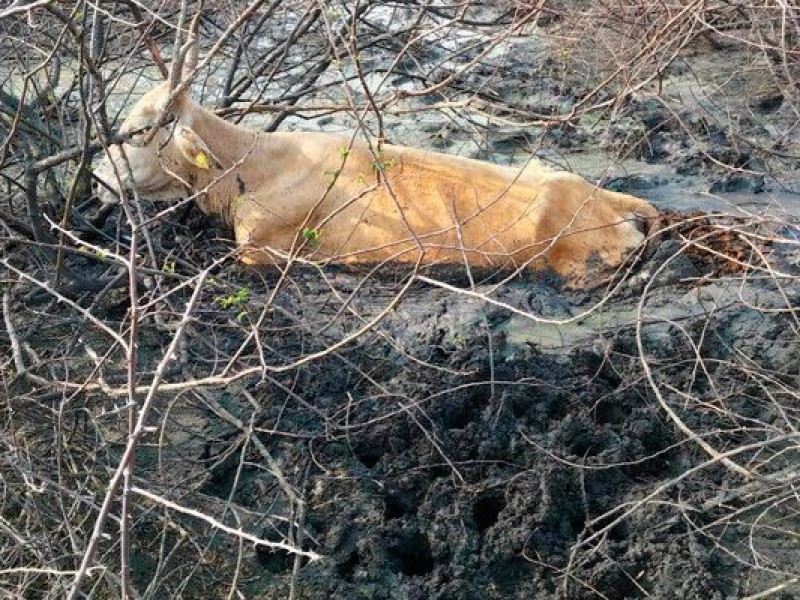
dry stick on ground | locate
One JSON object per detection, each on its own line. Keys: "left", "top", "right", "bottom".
{"left": 1, "top": 259, "right": 128, "bottom": 349}
{"left": 2, "top": 290, "right": 28, "bottom": 377}
{"left": 169, "top": 0, "right": 269, "bottom": 101}
{"left": 0, "top": 0, "right": 53, "bottom": 20}
{"left": 8, "top": 19, "right": 74, "bottom": 243}
{"left": 230, "top": 2, "right": 325, "bottom": 125}
{"left": 54, "top": 1, "right": 105, "bottom": 286}
{"left": 634, "top": 231, "right": 757, "bottom": 479}
{"left": 64, "top": 254, "right": 416, "bottom": 590}
{"left": 553, "top": 432, "right": 800, "bottom": 598}
{"left": 195, "top": 387, "right": 318, "bottom": 580}
{"left": 71, "top": 5, "right": 162, "bottom": 589}
{"left": 65, "top": 263, "right": 215, "bottom": 599}
{"left": 129, "top": 486, "right": 320, "bottom": 561}
{"left": 211, "top": 414, "right": 255, "bottom": 599}
{"left": 224, "top": 0, "right": 322, "bottom": 108}
{"left": 196, "top": 388, "right": 303, "bottom": 507}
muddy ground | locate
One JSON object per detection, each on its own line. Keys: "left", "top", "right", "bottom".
{"left": 39, "top": 209, "right": 793, "bottom": 598}
{"left": 145, "top": 28, "right": 800, "bottom": 599}
{"left": 11, "top": 208, "right": 800, "bottom": 598}
{"left": 3, "top": 8, "right": 800, "bottom": 600}
{"left": 151, "top": 37, "right": 800, "bottom": 597}
{"left": 155, "top": 213, "right": 796, "bottom": 600}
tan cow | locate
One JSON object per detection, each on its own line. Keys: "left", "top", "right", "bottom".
{"left": 95, "top": 80, "right": 659, "bottom": 278}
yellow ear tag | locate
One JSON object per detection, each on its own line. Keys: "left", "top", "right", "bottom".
{"left": 195, "top": 151, "right": 210, "bottom": 170}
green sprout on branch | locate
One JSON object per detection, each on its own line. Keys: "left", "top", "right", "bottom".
{"left": 370, "top": 150, "right": 397, "bottom": 172}
{"left": 302, "top": 227, "right": 322, "bottom": 248}
{"left": 216, "top": 288, "right": 250, "bottom": 309}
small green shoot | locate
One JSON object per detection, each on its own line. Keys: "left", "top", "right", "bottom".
{"left": 302, "top": 227, "right": 321, "bottom": 248}
{"left": 323, "top": 167, "right": 341, "bottom": 184}
{"left": 370, "top": 150, "right": 397, "bottom": 172}
{"left": 216, "top": 288, "right": 250, "bottom": 309}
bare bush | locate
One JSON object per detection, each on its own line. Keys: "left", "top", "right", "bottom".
{"left": 0, "top": 1, "right": 798, "bottom": 598}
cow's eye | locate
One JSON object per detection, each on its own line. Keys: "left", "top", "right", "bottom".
{"left": 126, "top": 123, "right": 158, "bottom": 146}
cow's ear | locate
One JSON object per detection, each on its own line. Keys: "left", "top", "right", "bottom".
{"left": 174, "top": 124, "right": 214, "bottom": 170}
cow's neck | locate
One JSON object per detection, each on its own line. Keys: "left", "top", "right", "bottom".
{"left": 186, "top": 104, "right": 270, "bottom": 218}
{"left": 189, "top": 105, "right": 257, "bottom": 164}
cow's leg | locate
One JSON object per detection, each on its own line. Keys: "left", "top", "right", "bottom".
{"left": 535, "top": 179, "right": 649, "bottom": 278}
{"left": 228, "top": 199, "right": 279, "bottom": 265}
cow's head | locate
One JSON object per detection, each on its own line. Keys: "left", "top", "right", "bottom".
{"left": 93, "top": 82, "right": 214, "bottom": 204}
{"left": 94, "top": 12, "right": 212, "bottom": 205}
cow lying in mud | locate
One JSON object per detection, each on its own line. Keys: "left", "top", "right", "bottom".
{"left": 95, "top": 71, "right": 659, "bottom": 279}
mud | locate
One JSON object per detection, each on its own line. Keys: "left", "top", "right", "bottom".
{"left": 104, "top": 31, "right": 800, "bottom": 597}
{"left": 5, "top": 9, "right": 800, "bottom": 598}
{"left": 159, "top": 211, "right": 799, "bottom": 599}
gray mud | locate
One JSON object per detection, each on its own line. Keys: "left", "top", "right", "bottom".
{"left": 5, "top": 11, "right": 800, "bottom": 599}
{"left": 165, "top": 212, "right": 798, "bottom": 599}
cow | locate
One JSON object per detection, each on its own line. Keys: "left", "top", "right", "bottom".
{"left": 94, "top": 55, "right": 659, "bottom": 279}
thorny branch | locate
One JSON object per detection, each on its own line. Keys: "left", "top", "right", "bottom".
{"left": 0, "top": 1, "right": 799, "bottom": 598}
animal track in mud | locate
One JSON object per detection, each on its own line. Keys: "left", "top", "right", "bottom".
{"left": 473, "top": 492, "right": 506, "bottom": 531}
{"left": 337, "top": 550, "right": 360, "bottom": 582}
{"left": 387, "top": 530, "right": 434, "bottom": 576}
{"left": 384, "top": 490, "right": 417, "bottom": 520}
{"left": 353, "top": 443, "right": 384, "bottom": 468}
